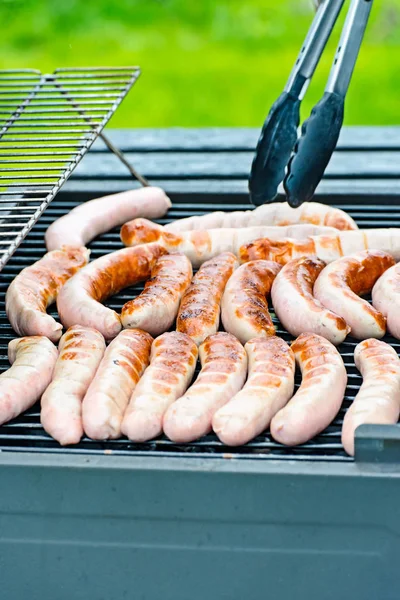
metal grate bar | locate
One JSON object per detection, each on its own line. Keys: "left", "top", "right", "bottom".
{"left": 0, "top": 67, "right": 141, "bottom": 270}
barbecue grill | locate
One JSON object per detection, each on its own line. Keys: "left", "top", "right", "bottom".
{"left": 1, "top": 126, "right": 400, "bottom": 600}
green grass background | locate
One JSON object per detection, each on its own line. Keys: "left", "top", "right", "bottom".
{"left": 0, "top": 0, "right": 399, "bottom": 127}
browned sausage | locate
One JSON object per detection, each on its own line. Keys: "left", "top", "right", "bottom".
{"left": 176, "top": 252, "right": 238, "bottom": 345}
{"left": 221, "top": 260, "right": 281, "bottom": 344}
{"left": 121, "top": 254, "right": 192, "bottom": 336}
{"left": 57, "top": 243, "right": 165, "bottom": 340}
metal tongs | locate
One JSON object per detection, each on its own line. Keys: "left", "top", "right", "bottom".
{"left": 248, "top": 0, "right": 373, "bottom": 208}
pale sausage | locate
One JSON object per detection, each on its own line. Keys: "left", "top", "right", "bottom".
{"left": 121, "top": 332, "right": 198, "bottom": 442}
{"left": 270, "top": 333, "right": 347, "bottom": 446}
{"left": 213, "top": 337, "right": 295, "bottom": 446}
{"left": 82, "top": 329, "right": 153, "bottom": 440}
{"left": 46, "top": 187, "right": 171, "bottom": 250}
{"left": 165, "top": 201, "right": 357, "bottom": 232}
{"left": 342, "top": 339, "right": 400, "bottom": 456}
{"left": 41, "top": 326, "right": 106, "bottom": 445}
{"left": 163, "top": 332, "right": 247, "bottom": 442}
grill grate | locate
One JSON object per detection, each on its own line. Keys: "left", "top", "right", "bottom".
{"left": 0, "top": 67, "right": 140, "bottom": 268}
{"left": 0, "top": 194, "right": 398, "bottom": 462}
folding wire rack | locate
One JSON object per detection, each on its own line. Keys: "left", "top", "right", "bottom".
{"left": 0, "top": 66, "right": 141, "bottom": 269}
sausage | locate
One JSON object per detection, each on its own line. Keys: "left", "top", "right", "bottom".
{"left": 120, "top": 218, "right": 337, "bottom": 267}
{"left": 121, "top": 332, "right": 198, "bottom": 442}
{"left": 271, "top": 257, "right": 350, "bottom": 344}
{"left": 239, "top": 229, "right": 400, "bottom": 264}
{"left": 121, "top": 254, "right": 192, "bottom": 336}
{"left": 163, "top": 332, "right": 247, "bottom": 442}
{"left": 45, "top": 187, "right": 171, "bottom": 250}
{"left": 6, "top": 246, "right": 90, "bottom": 342}
{"left": 40, "top": 326, "right": 106, "bottom": 446}
{"left": 82, "top": 329, "right": 153, "bottom": 440}
{"left": 313, "top": 250, "right": 395, "bottom": 339}
{"left": 212, "top": 337, "right": 295, "bottom": 446}
{"left": 221, "top": 260, "right": 281, "bottom": 344}
{"left": 56, "top": 243, "right": 165, "bottom": 340}
{"left": 270, "top": 333, "right": 347, "bottom": 446}
{"left": 165, "top": 201, "right": 357, "bottom": 232}
{"left": 342, "top": 339, "right": 400, "bottom": 456}
{"left": 372, "top": 263, "right": 400, "bottom": 339}
{"left": 176, "top": 252, "right": 238, "bottom": 345}
{"left": 0, "top": 336, "right": 58, "bottom": 425}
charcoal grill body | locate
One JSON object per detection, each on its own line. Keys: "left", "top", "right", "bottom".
{"left": 1, "top": 127, "right": 400, "bottom": 600}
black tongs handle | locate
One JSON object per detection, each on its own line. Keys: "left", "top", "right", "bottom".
{"left": 248, "top": 0, "right": 345, "bottom": 206}
{"left": 284, "top": 92, "right": 344, "bottom": 207}
{"left": 284, "top": 0, "right": 374, "bottom": 207}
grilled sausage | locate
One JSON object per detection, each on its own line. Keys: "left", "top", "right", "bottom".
{"left": 121, "top": 254, "right": 192, "bottom": 336}
{"left": 40, "top": 326, "right": 106, "bottom": 446}
{"left": 46, "top": 187, "right": 171, "bottom": 251}
{"left": 270, "top": 333, "right": 347, "bottom": 446}
{"left": 239, "top": 229, "right": 400, "bottom": 264}
{"left": 165, "top": 201, "right": 357, "bottom": 232}
{"left": 163, "top": 332, "right": 247, "bottom": 442}
{"left": 0, "top": 336, "right": 58, "bottom": 425}
{"left": 313, "top": 250, "right": 395, "bottom": 339}
{"left": 57, "top": 243, "right": 165, "bottom": 340}
{"left": 82, "top": 329, "right": 153, "bottom": 440}
{"left": 120, "top": 218, "right": 336, "bottom": 267}
{"left": 271, "top": 257, "right": 350, "bottom": 344}
{"left": 6, "top": 246, "right": 90, "bottom": 342}
{"left": 212, "top": 337, "right": 295, "bottom": 446}
{"left": 372, "top": 263, "right": 400, "bottom": 339}
{"left": 176, "top": 252, "right": 238, "bottom": 345}
{"left": 121, "top": 332, "right": 198, "bottom": 442}
{"left": 342, "top": 339, "right": 400, "bottom": 456}
{"left": 221, "top": 260, "right": 281, "bottom": 344}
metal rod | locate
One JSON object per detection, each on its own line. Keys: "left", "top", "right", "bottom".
{"left": 50, "top": 73, "right": 150, "bottom": 187}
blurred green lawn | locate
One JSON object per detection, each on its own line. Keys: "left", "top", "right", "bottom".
{"left": 1, "top": 0, "right": 399, "bottom": 127}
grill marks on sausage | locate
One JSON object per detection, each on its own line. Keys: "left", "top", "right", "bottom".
{"left": 324, "top": 251, "right": 395, "bottom": 333}
{"left": 88, "top": 249, "right": 162, "bottom": 302}
{"left": 121, "top": 332, "right": 198, "bottom": 442}
{"left": 221, "top": 260, "right": 281, "bottom": 344}
{"left": 82, "top": 329, "right": 153, "bottom": 440}
{"left": 239, "top": 238, "right": 317, "bottom": 264}
{"left": 212, "top": 337, "right": 295, "bottom": 446}
{"left": 232, "top": 264, "right": 279, "bottom": 334}
{"left": 177, "top": 252, "right": 237, "bottom": 344}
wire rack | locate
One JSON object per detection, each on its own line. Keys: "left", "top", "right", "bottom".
{"left": 0, "top": 66, "right": 141, "bottom": 269}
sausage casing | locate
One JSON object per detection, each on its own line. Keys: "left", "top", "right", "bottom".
{"left": 270, "top": 333, "right": 347, "bottom": 446}
{"left": 121, "top": 332, "right": 198, "bottom": 442}
{"left": 6, "top": 246, "right": 89, "bottom": 342}
{"left": 221, "top": 260, "right": 281, "bottom": 344}
{"left": 163, "top": 332, "right": 247, "bottom": 443}
{"left": 271, "top": 257, "right": 350, "bottom": 344}
{"left": 176, "top": 252, "right": 238, "bottom": 345}
{"left": 342, "top": 339, "right": 400, "bottom": 456}
{"left": 212, "top": 337, "right": 295, "bottom": 446}
{"left": 314, "top": 250, "right": 395, "bottom": 339}
{"left": 41, "top": 325, "right": 106, "bottom": 445}
{"left": 121, "top": 254, "right": 192, "bottom": 336}
{"left": 57, "top": 243, "right": 165, "bottom": 340}
{"left": 0, "top": 337, "right": 58, "bottom": 425}
{"left": 82, "top": 329, "right": 153, "bottom": 440}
